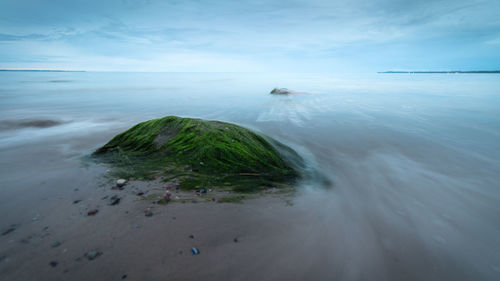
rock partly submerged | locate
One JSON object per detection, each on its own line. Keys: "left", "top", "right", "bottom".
{"left": 0, "top": 119, "right": 63, "bottom": 131}
{"left": 270, "top": 88, "right": 307, "bottom": 95}
{"left": 93, "top": 116, "right": 301, "bottom": 192}
{"left": 270, "top": 88, "right": 292, "bottom": 95}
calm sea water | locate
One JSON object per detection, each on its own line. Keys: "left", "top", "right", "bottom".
{"left": 1, "top": 72, "right": 499, "bottom": 280}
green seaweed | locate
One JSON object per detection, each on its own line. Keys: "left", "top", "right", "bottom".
{"left": 93, "top": 116, "right": 301, "bottom": 192}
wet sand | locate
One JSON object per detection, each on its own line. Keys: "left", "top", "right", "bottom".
{"left": 1, "top": 173, "right": 494, "bottom": 281}
{"left": 0, "top": 176, "right": 301, "bottom": 281}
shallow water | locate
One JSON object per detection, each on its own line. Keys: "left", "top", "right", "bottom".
{"left": 1, "top": 72, "right": 499, "bottom": 280}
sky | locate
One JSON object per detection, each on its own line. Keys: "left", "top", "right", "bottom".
{"left": 0, "top": 0, "right": 499, "bottom": 72}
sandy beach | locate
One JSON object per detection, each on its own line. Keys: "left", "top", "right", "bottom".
{"left": 1, "top": 173, "right": 489, "bottom": 281}
{"left": 0, "top": 174, "right": 306, "bottom": 281}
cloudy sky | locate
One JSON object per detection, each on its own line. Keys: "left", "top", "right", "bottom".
{"left": 0, "top": 0, "right": 499, "bottom": 72}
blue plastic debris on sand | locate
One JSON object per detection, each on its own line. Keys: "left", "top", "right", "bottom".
{"left": 191, "top": 248, "right": 200, "bottom": 255}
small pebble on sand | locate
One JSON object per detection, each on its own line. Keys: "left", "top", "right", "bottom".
{"left": 86, "top": 250, "right": 102, "bottom": 260}
{"left": 116, "top": 179, "right": 127, "bottom": 187}
{"left": 109, "top": 196, "right": 121, "bottom": 206}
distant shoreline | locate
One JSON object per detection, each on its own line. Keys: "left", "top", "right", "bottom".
{"left": 378, "top": 70, "right": 500, "bottom": 74}
{"left": 0, "top": 69, "right": 85, "bottom": 72}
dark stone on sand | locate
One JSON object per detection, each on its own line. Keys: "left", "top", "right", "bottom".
{"left": 145, "top": 211, "right": 153, "bottom": 217}
{"left": 121, "top": 275, "right": 128, "bottom": 280}
{"left": 189, "top": 235, "right": 194, "bottom": 239}
{"left": 49, "top": 261, "right": 58, "bottom": 267}
{"left": 87, "top": 209, "right": 99, "bottom": 216}
{"left": 109, "top": 196, "right": 121, "bottom": 206}
{"left": 233, "top": 238, "right": 238, "bottom": 243}
{"left": 51, "top": 241, "right": 61, "bottom": 248}
{"left": 137, "top": 192, "right": 144, "bottom": 196}
{"left": 1, "top": 227, "right": 16, "bottom": 236}
{"left": 73, "top": 200, "right": 82, "bottom": 204}
{"left": 86, "top": 250, "right": 102, "bottom": 260}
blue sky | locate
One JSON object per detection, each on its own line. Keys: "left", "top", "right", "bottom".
{"left": 0, "top": 0, "right": 499, "bottom": 72}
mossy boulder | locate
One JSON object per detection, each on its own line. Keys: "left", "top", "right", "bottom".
{"left": 94, "top": 116, "right": 300, "bottom": 192}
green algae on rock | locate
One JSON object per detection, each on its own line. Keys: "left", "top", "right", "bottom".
{"left": 94, "top": 116, "right": 300, "bottom": 192}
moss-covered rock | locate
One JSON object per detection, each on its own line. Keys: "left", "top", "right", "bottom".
{"left": 94, "top": 116, "right": 300, "bottom": 192}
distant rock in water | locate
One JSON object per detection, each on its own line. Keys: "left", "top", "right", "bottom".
{"left": 270, "top": 88, "right": 292, "bottom": 95}
{"left": 94, "top": 116, "right": 301, "bottom": 192}
{"left": 0, "top": 119, "right": 63, "bottom": 131}
{"left": 270, "top": 88, "right": 306, "bottom": 95}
